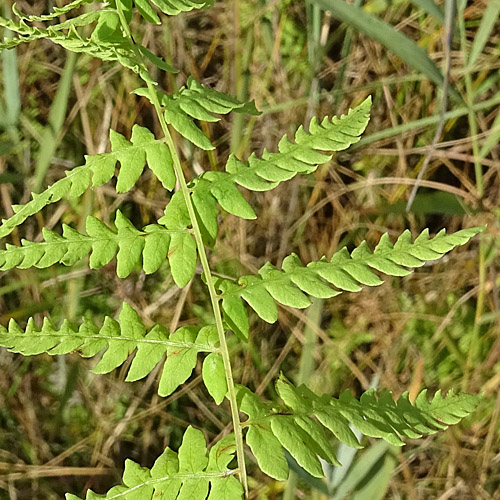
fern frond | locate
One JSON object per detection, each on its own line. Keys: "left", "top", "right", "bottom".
{"left": 186, "top": 97, "right": 372, "bottom": 225}
{"left": 0, "top": 12, "right": 176, "bottom": 82}
{"left": 0, "top": 304, "right": 225, "bottom": 398}
{"left": 0, "top": 166, "right": 95, "bottom": 240}
{"left": 218, "top": 226, "right": 484, "bottom": 339}
{"left": 107, "top": 0, "right": 215, "bottom": 26}
{"left": 135, "top": 78, "right": 259, "bottom": 150}
{"left": 118, "top": 0, "right": 215, "bottom": 25}
{"left": 0, "top": 12, "right": 101, "bottom": 49}
{"left": 0, "top": 124, "right": 176, "bottom": 240}
{"left": 151, "top": 99, "right": 371, "bottom": 245}
{"left": 66, "top": 427, "right": 242, "bottom": 500}
{"left": 0, "top": 210, "right": 199, "bottom": 285}
{"left": 237, "top": 376, "right": 481, "bottom": 480}
{"left": 11, "top": 0, "right": 92, "bottom": 22}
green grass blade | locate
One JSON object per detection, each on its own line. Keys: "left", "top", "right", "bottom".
{"left": 34, "top": 51, "right": 77, "bottom": 192}
{"left": 1, "top": 5, "right": 20, "bottom": 128}
{"left": 468, "top": 0, "right": 500, "bottom": 68}
{"left": 1, "top": 49, "right": 20, "bottom": 127}
{"left": 409, "top": 0, "right": 445, "bottom": 23}
{"left": 331, "top": 442, "right": 396, "bottom": 500}
{"left": 327, "top": 425, "right": 363, "bottom": 493}
{"left": 479, "top": 112, "right": 500, "bottom": 160}
{"left": 332, "top": 0, "right": 363, "bottom": 107}
{"left": 311, "top": 0, "right": 445, "bottom": 89}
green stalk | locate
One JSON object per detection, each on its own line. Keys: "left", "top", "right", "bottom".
{"left": 332, "top": 0, "right": 363, "bottom": 108}
{"left": 230, "top": 0, "right": 254, "bottom": 157}
{"left": 457, "top": 2, "right": 486, "bottom": 388}
{"left": 457, "top": 3, "right": 483, "bottom": 196}
{"left": 34, "top": 51, "right": 77, "bottom": 192}
{"left": 115, "top": 6, "right": 248, "bottom": 495}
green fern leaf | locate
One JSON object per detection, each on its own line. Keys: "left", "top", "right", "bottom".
{"left": 208, "top": 174, "right": 257, "bottom": 219}
{"left": 0, "top": 124, "right": 175, "bottom": 240}
{"left": 192, "top": 183, "right": 219, "bottom": 246}
{"left": 143, "top": 224, "right": 171, "bottom": 274}
{"left": 0, "top": 165, "right": 97, "bottom": 240}
{"left": 12, "top": 0, "right": 93, "bottom": 22}
{"left": 134, "top": 77, "right": 259, "bottom": 150}
{"left": 126, "top": 0, "right": 213, "bottom": 23}
{"left": 219, "top": 226, "right": 484, "bottom": 338}
{"left": 110, "top": 124, "right": 176, "bottom": 192}
{"left": 238, "top": 377, "right": 481, "bottom": 480}
{"left": 237, "top": 388, "right": 290, "bottom": 481}
{"left": 91, "top": 9, "right": 123, "bottom": 43}
{"left": 218, "top": 280, "right": 250, "bottom": 341}
{"left": 134, "top": 0, "right": 162, "bottom": 24}
{"left": 202, "top": 352, "right": 227, "bottom": 404}
{"left": 114, "top": 211, "right": 146, "bottom": 277}
{"left": 157, "top": 190, "right": 199, "bottom": 286}
{"left": 413, "top": 388, "right": 481, "bottom": 425}
{"left": 182, "top": 98, "right": 371, "bottom": 226}
{"left": 0, "top": 211, "right": 197, "bottom": 285}
{"left": 209, "top": 97, "right": 370, "bottom": 189}
{"left": 0, "top": 303, "right": 220, "bottom": 397}
{"left": 197, "top": 325, "right": 227, "bottom": 404}
{"left": 66, "top": 427, "right": 242, "bottom": 500}
{"left": 245, "top": 420, "right": 289, "bottom": 481}
{"left": 157, "top": 325, "right": 199, "bottom": 396}
{"left": 161, "top": 190, "right": 191, "bottom": 229}
{"left": 1, "top": 11, "right": 176, "bottom": 82}
{"left": 168, "top": 231, "right": 198, "bottom": 287}
{"left": 0, "top": 11, "right": 101, "bottom": 43}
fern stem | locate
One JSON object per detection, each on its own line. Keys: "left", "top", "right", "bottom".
{"left": 115, "top": 7, "right": 248, "bottom": 496}
{"left": 158, "top": 116, "right": 249, "bottom": 496}
{"left": 159, "top": 119, "right": 249, "bottom": 498}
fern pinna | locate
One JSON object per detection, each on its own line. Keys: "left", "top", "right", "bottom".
{"left": 0, "top": 1, "right": 483, "bottom": 498}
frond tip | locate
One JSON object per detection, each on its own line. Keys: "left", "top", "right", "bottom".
{"left": 218, "top": 226, "right": 485, "bottom": 339}
{"left": 238, "top": 377, "right": 482, "bottom": 481}
{"left": 66, "top": 427, "right": 243, "bottom": 500}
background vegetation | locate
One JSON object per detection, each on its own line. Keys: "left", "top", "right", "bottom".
{"left": 0, "top": 0, "right": 499, "bottom": 498}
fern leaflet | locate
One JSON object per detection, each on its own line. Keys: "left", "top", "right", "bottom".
{"left": 237, "top": 376, "right": 481, "bottom": 480}
{"left": 66, "top": 427, "right": 242, "bottom": 500}
{"left": 11, "top": 0, "right": 93, "bottom": 22}
{"left": 115, "top": 0, "right": 215, "bottom": 25}
{"left": 135, "top": 78, "right": 259, "bottom": 150}
{"left": 218, "top": 226, "right": 484, "bottom": 339}
{"left": 0, "top": 303, "right": 226, "bottom": 398}
{"left": 0, "top": 11, "right": 176, "bottom": 83}
{"left": 0, "top": 124, "right": 175, "bottom": 240}
{"left": 101, "top": 124, "right": 176, "bottom": 192}
{"left": 0, "top": 211, "right": 199, "bottom": 285}
{"left": 153, "top": 99, "right": 372, "bottom": 247}
{"left": 188, "top": 97, "right": 372, "bottom": 227}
